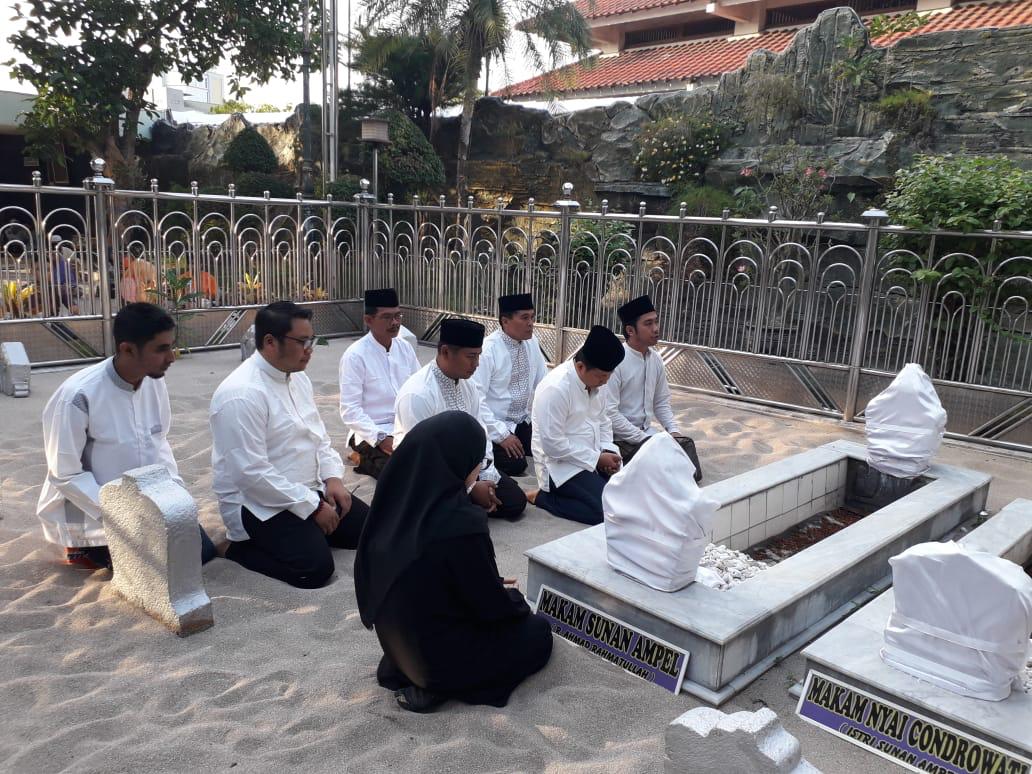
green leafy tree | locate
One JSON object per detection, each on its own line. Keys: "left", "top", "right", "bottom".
{"left": 379, "top": 109, "right": 445, "bottom": 199}
{"left": 223, "top": 127, "right": 279, "bottom": 174}
{"left": 7, "top": 0, "right": 315, "bottom": 187}
{"left": 211, "top": 99, "right": 254, "bottom": 115}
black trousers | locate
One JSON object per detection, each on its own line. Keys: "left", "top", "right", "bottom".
{"left": 616, "top": 435, "right": 703, "bottom": 482}
{"left": 490, "top": 473, "right": 527, "bottom": 522}
{"left": 350, "top": 437, "right": 391, "bottom": 480}
{"left": 491, "top": 421, "right": 533, "bottom": 478}
{"left": 226, "top": 495, "right": 369, "bottom": 589}
{"left": 535, "top": 470, "right": 608, "bottom": 525}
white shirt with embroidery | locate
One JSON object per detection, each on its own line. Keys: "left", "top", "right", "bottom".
{"left": 210, "top": 352, "right": 344, "bottom": 542}
{"left": 393, "top": 360, "right": 501, "bottom": 483}
{"left": 338, "top": 331, "right": 420, "bottom": 447}
{"left": 531, "top": 360, "right": 618, "bottom": 490}
{"left": 36, "top": 358, "right": 183, "bottom": 547}
{"left": 607, "top": 343, "right": 680, "bottom": 444}
{"left": 471, "top": 330, "right": 550, "bottom": 442}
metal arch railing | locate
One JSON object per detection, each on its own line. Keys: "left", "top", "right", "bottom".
{"left": 2, "top": 165, "right": 1030, "bottom": 449}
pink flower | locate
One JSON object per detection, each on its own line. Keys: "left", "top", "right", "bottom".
{"left": 818, "top": 169, "right": 828, "bottom": 179}
{"left": 805, "top": 167, "right": 815, "bottom": 177}
{"left": 739, "top": 167, "right": 754, "bottom": 177}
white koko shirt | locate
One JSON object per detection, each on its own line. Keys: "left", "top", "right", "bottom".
{"left": 607, "top": 343, "right": 680, "bottom": 444}
{"left": 531, "top": 360, "right": 618, "bottom": 490}
{"left": 393, "top": 361, "right": 501, "bottom": 483}
{"left": 210, "top": 352, "right": 345, "bottom": 542}
{"left": 36, "top": 358, "right": 184, "bottom": 547}
{"left": 472, "top": 330, "right": 550, "bottom": 442}
{"left": 338, "top": 332, "right": 420, "bottom": 447}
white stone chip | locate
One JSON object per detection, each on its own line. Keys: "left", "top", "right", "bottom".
{"left": 696, "top": 543, "right": 769, "bottom": 590}
{"left": 100, "top": 465, "right": 213, "bottom": 636}
{"left": 665, "top": 707, "right": 820, "bottom": 773}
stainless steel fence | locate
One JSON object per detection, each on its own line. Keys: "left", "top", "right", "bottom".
{"left": 2, "top": 164, "right": 1030, "bottom": 450}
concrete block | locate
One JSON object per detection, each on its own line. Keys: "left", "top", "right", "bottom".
{"left": 813, "top": 467, "right": 827, "bottom": 497}
{"left": 768, "top": 485, "right": 784, "bottom": 519}
{"left": 783, "top": 478, "right": 799, "bottom": 511}
{"left": 0, "top": 341, "right": 30, "bottom": 397}
{"left": 749, "top": 493, "right": 766, "bottom": 526}
{"left": 665, "top": 707, "right": 820, "bottom": 773}
{"left": 732, "top": 500, "right": 750, "bottom": 534}
{"left": 99, "top": 464, "right": 213, "bottom": 636}
{"left": 240, "top": 324, "right": 256, "bottom": 361}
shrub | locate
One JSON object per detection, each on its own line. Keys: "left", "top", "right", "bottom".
{"left": 667, "top": 185, "right": 738, "bottom": 218}
{"left": 379, "top": 109, "right": 445, "bottom": 199}
{"left": 235, "top": 172, "right": 295, "bottom": 199}
{"left": 635, "top": 113, "right": 729, "bottom": 187}
{"left": 223, "top": 127, "right": 279, "bottom": 174}
{"left": 876, "top": 88, "right": 935, "bottom": 138}
{"left": 740, "top": 73, "right": 804, "bottom": 137}
{"left": 734, "top": 142, "right": 837, "bottom": 220}
{"left": 322, "top": 174, "right": 363, "bottom": 201}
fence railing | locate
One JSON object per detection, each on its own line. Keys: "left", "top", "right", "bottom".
{"left": 2, "top": 163, "right": 1030, "bottom": 450}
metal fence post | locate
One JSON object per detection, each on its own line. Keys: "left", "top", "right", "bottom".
{"left": 843, "top": 209, "right": 889, "bottom": 422}
{"left": 354, "top": 179, "right": 375, "bottom": 293}
{"left": 84, "top": 159, "right": 116, "bottom": 356}
{"left": 553, "top": 182, "right": 579, "bottom": 363}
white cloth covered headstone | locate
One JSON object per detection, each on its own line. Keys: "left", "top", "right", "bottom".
{"left": 881, "top": 541, "right": 1032, "bottom": 701}
{"left": 604, "top": 432, "right": 718, "bottom": 592}
{"left": 865, "top": 363, "right": 946, "bottom": 478}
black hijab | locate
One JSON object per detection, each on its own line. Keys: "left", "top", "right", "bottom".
{"left": 354, "top": 411, "right": 490, "bottom": 628}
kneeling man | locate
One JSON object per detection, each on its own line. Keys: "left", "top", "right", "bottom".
{"left": 394, "top": 318, "right": 527, "bottom": 521}
{"left": 472, "top": 293, "right": 549, "bottom": 477}
{"left": 211, "top": 301, "right": 369, "bottom": 589}
{"left": 531, "top": 326, "right": 625, "bottom": 525}
{"left": 610, "top": 295, "right": 702, "bottom": 481}
{"left": 37, "top": 302, "right": 216, "bottom": 569}
{"left": 339, "top": 288, "right": 420, "bottom": 479}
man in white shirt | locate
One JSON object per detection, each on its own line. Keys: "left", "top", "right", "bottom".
{"left": 471, "top": 293, "right": 549, "bottom": 478}
{"left": 530, "top": 326, "right": 625, "bottom": 525}
{"left": 394, "top": 318, "right": 527, "bottom": 521}
{"left": 610, "top": 295, "right": 703, "bottom": 481}
{"left": 210, "top": 301, "right": 369, "bottom": 589}
{"left": 37, "top": 302, "right": 216, "bottom": 570}
{"left": 339, "top": 288, "right": 420, "bottom": 479}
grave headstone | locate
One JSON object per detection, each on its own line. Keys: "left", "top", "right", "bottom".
{"left": 0, "top": 341, "right": 30, "bottom": 397}
{"left": 665, "top": 707, "right": 820, "bottom": 773}
{"left": 241, "top": 324, "right": 256, "bottom": 361}
{"left": 99, "top": 464, "right": 213, "bottom": 636}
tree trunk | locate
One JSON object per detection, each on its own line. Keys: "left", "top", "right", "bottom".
{"left": 455, "top": 41, "right": 483, "bottom": 204}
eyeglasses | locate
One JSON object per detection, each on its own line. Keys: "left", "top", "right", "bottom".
{"left": 282, "top": 334, "right": 317, "bottom": 350}
{"left": 376, "top": 312, "right": 404, "bottom": 322}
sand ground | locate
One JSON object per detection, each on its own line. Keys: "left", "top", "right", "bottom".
{"left": 1, "top": 338, "right": 1028, "bottom": 773}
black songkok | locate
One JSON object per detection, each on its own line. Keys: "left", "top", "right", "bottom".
{"left": 498, "top": 293, "right": 534, "bottom": 314}
{"left": 440, "top": 318, "right": 485, "bottom": 348}
{"left": 581, "top": 325, "right": 625, "bottom": 371}
{"left": 364, "top": 288, "right": 399, "bottom": 309}
{"left": 617, "top": 295, "right": 656, "bottom": 327}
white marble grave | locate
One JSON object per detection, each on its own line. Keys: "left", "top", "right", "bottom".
{"left": 240, "top": 324, "right": 256, "bottom": 361}
{"left": 100, "top": 465, "right": 213, "bottom": 636}
{"left": 666, "top": 707, "right": 820, "bottom": 773}
{"left": 0, "top": 341, "right": 30, "bottom": 397}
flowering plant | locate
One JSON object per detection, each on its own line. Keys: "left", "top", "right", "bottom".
{"left": 634, "top": 113, "right": 729, "bottom": 186}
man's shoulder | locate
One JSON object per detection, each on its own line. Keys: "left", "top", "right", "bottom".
{"left": 397, "top": 362, "right": 431, "bottom": 394}
{"left": 51, "top": 360, "right": 107, "bottom": 409}
{"left": 211, "top": 360, "right": 263, "bottom": 404}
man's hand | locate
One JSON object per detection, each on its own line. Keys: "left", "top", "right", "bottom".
{"left": 312, "top": 500, "right": 341, "bottom": 535}
{"left": 597, "top": 451, "right": 622, "bottom": 476}
{"left": 377, "top": 436, "right": 394, "bottom": 455}
{"left": 502, "top": 577, "right": 519, "bottom": 589}
{"left": 497, "top": 433, "right": 524, "bottom": 459}
{"left": 469, "top": 480, "right": 502, "bottom": 513}
{"left": 323, "top": 477, "right": 353, "bottom": 515}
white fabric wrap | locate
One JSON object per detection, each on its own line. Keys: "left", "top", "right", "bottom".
{"left": 603, "top": 432, "right": 718, "bottom": 592}
{"left": 865, "top": 363, "right": 947, "bottom": 478}
{"left": 880, "top": 541, "right": 1032, "bottom": 701}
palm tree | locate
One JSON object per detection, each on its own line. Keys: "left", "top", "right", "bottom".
{"left": 365, "top": 0, "right": 594, "bottom": 200}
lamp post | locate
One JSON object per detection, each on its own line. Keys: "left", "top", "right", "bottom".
{"left": 300, "top": 0, "right": 315, "bottom": 197}
{"left": 360, "top": 116, "right": 390, "bottom": 200}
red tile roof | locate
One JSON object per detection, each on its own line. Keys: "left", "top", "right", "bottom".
{"left": 495, "top": 0, "right": 1032, "bottom": 98}
{"left": 574, "top": 0, "right": 695, "bottom": 21}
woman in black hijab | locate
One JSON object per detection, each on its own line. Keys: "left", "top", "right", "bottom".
{"left": 355, "top": 411, "right": 553, "bottom": 713}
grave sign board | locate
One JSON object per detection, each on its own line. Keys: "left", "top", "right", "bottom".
{"left": 534, "top": 584, "right": 689, "bottom": 694}
{"left": 796, "top": 669, "right": 1032, "bottom": 774}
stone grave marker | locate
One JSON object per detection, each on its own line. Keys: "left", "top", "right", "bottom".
{"left": 0, "top": 341, "right": 30, "bottom": 397}
{"left": 100, "top": 465, "right": 213, "bottom": 636}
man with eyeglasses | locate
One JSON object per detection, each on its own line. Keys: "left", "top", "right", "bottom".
{"left": 209, "top": 301, "right": 369, "bottom": 588}
{"left": 338, "top": 288, "right": 420, "bottom": 479}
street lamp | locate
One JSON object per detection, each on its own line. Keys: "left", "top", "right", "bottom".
{"left": 300, "top": 0, "right": 315, "bottom": 196}
{"left": 360, "top": 116, "right": 390, "bottom": 200}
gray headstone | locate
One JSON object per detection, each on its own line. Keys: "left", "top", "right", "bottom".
{"left": 241, "top": 324, "right": 256, "bottom": 361}
{"left": 99, "top": 465, "right": 213, "bottom": 636}
{"left": 0, "top": 341, "right": 30, "bottom": 397}
{"left": 665, "top": 707, "right": 820, "bottom": 774}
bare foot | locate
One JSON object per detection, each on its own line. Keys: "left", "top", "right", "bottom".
{"left": 526, "top": 489, "right": 539, "bottom": 505}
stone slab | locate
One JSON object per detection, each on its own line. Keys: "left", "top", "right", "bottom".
{"left": 100, "top": 465, "right": 214, "bottom": 636}
{"left": 525, "top": 440, "right": 991, "bottom": 702}
{"left": 0, "top": 341, "right": 30, "bottom": 397}
{"left": 240, "top": 324, "right": 256, "bottom": 361}
{"left": 801, "top": 499, "right": 1032, "bottom": 758}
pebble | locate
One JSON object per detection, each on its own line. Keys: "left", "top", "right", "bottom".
{"left": 698, "top": 543, "right": 769, "bottom": 590}
{"left": 1022, "top": 655, "right": 1032, "bottom": 694}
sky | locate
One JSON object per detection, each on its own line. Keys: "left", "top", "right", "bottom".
{"left": 0, "top": 0, "right": 560, "bottom": 104}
